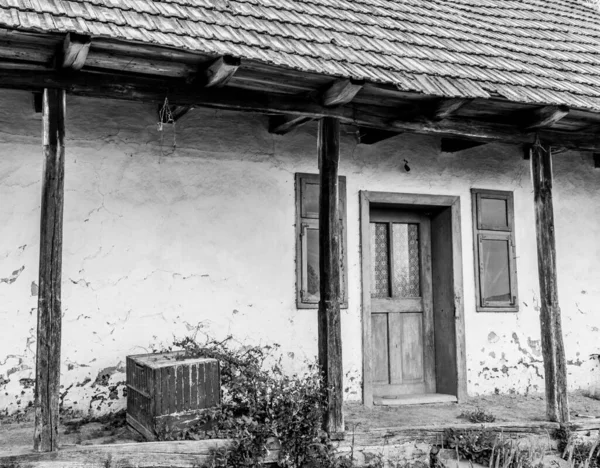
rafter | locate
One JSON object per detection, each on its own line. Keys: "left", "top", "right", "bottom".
{"left": 1, "top": 70, "right": 600, "bottom": 151}
{"left": 322, "top": 79, "right": 364, "bottom": 107}
{"left": 202, "top": 55, "right": 240, "bottom": 88}
{"left": 269, "top": 115, "right": 313, "bottom": 135}
{"left": 524, "top": 105, "right": 570, "bottom": 131}
{"left": 432, "top": 98, "right": 471, "bottom": 121}
{"left": 60, "top": 33, "right": 91, "bottom": 70}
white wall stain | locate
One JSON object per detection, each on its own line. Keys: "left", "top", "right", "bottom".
{"left": 1, "top": 90, "right": 600, "bottom": 417}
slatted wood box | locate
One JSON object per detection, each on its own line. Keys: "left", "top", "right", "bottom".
{"left": 126, "top": 351, "right": 220, "bottom": 440}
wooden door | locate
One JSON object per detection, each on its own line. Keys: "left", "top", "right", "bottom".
{"left": 369, "top": 209, "right": 435, "bottom": 397}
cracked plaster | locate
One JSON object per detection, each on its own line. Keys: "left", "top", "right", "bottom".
{"left": 1, "top": 90, "right": 600, "bottom": 416}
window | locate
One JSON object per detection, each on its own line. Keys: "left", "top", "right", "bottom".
{"left": 471, "top": 189, "right": 518, "bottom": 312}
{"left": 295, "top": 173, "right": 348, "bottom": 309}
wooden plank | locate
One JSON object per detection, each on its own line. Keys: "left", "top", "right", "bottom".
{"left": 269, "top": 114, "right": 313, "bottom": 134}
{"left": 359, "top": 192, "right": 373, "bottom": 407}
{"left": 203, "top": 55, "right": 240, "bottom": 88}
{"left": 441, "top": 138, "right": 487, "bottom": 153}
{"left": 0, "top": 439, "right": 279, "bottom": 468}
{"left": 531, "top": 137, "right": 569, "bottom": 423}
{"left": 419, "top": 216, "right": 436, "bottom": 394}
{"left": 433, "top": 98, "right": 471, "bottom": 120}
{"left": 525, "top": 105, "right": 570, "bottom": 130}
{"left": 322, "top": 78, "right": 364, "bottom": 107}
{"left": 318, "top": 117, "right": 344, "bottom": 437}
{"left": 61, "top": 33, "right": 91, "bottom": 70}
{"left": 34, "top": 89, "right": 66, "bottom": 453}
{"left": 371, "top": 298, "right": 423, "bottom": 313}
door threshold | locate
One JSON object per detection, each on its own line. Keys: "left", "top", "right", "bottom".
{"left": 374, "top": 393, "right": 457, "bottom": 406}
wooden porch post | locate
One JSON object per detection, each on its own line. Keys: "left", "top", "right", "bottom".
{"left": 317, "top": 117, "right": 344, "bottom": 436}
{"left": 34, "top": 88, "right": 66, "bottom": 451}
{"left": 531, "top": 137, "right": 569, "bottom": 423}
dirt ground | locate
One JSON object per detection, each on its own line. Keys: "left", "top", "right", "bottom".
{"left": 344, "top": 391, "right": 600, "bottom": 430}
{"left": 1, "top": 392, "right": 599, "bottom": 456}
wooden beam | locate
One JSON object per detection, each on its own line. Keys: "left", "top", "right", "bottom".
{"left": 594, "top": 153, "right": 600, "bottom": 168}
{"left": 322, "top": 79, "right": 364, "bottom": 107}
{"left": 269, "top": 114, "right": 313, "bottom": 135}
{"left": 525, "top": 105, "right": 570, "bottom": 131}
{"left": 531, "top": 137, "right": 569, "bottom": 424}
{"left": 357, "top": 127, "right": 400, "bottom": 145}
{"left": 318, "top": 117, "right": 344, "bottom": 437}
{"left": 1, "top": 70, "right": 600, "bottom": 151}
{"left": 440, "top": 138, "right": 487, "bottom": 153}
{"left": 202, "top": 55, "right": 240, "bottom": 88}
{"left": 433, "top": 98, "right": 471, "bottom": 121}
{"left": 60, "top": 33, "right": 91, "bottom": 70}
{"left": 1, "top": 438, "right": 279, "bottom": 467}
{"left": 34, "top": 88, "right": 66, "bottom": 452}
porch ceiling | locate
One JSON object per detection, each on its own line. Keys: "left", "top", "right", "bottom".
{"left": 1, "top": 27, "right": 600, "bottom": 150}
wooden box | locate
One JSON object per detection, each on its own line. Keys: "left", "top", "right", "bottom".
{"left": 126, "top": 351, "right": 220, "bottom": 440}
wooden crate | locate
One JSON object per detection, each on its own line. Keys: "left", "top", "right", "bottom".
{"left": 126, "top": 351, "right": 220, "bottom": 440}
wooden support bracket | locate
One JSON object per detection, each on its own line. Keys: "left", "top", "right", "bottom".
{"left": 531, "top": 137, "right": 569, "bottom": 424}
{"left": 34, "top": 88, "right": 66, "bottom": 452}
{"left": 269, "top": 114, "right": 313, "bottom": 135}
{"left": 433, "top": 98, "right": 471, "bottom": 121}
{"left": 441, "top": 138, "right": 487, "bottom": 153}
{"left": 317, "top": 117, "right": 344, "bottom": 437}
{"left": 202, "top": 55, "right": 240, "bottom": 88}
{"left": 60, "top": 33, "right": 91, "bottom": 70}
{"left": 594, "top": 153, "right": 600, "bottom": 168}
{"left": 525, "top": 105, "right": 569, "bottom": 131}
{"left": 322, "top": 79, "right": 364, "bottom": 107}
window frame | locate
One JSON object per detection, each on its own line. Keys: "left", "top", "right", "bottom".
{"left": 295, "top": 173, "right": 348, "bottom": 309}
{"left": 471, "top": 188, "right": 519, "bottom": 313}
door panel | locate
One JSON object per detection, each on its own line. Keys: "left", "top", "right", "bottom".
{"left": 371, "top": 314, "right": 389, "bottom": 384}
{"left": 369, "top": 209, "right": 435, "bottom": 397}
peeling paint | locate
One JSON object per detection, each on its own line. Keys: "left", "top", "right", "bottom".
{"left": 0, "top": 266, "right": 25, "bottom": 285}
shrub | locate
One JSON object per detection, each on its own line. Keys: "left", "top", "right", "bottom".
{"left": 156, "top": 334, "right": 366, "bottom": 467}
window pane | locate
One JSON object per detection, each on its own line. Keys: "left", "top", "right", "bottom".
{"left": 304, "top": 227, "right": 345, "bottom": 302}
{"left": 370, "top": 223, "right": 390, "bottom": 298}
{"left": 306, "top": 228, "right": 320, "bottom": 300}
{"left": 392, "top": 223, "right": 421, "bottom": 297}
{"left": 481, "top": 238, "right": 511, "bottom": 304}
{"left": 302, "top": 182, "right": 320, "bottom": 218}
{"left": 480, "top": 197, "right": 508, "bottom": 229}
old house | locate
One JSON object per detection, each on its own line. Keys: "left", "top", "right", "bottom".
{"left": 1, "top": 0, "right": 600, "bottom": 459}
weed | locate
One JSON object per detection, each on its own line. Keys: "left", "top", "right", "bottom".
{"left": 556, "top": 427, "right": 600, "bottom": 468}
{"left": 458, "top": 407, "right": 496, "bottom": 423}
{"left": 445, "top": 428, "right": 547, "bottom": 468}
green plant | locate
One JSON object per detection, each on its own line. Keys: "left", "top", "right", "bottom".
{"left": 445, "top": 428, "right": 546, "bottom": 468}
{"left": 458, "top": 407, "right": 496, "bottom": 423}
{"left": 556, "top": 427, "right": 600, "bottom": 468}
{"left": 156, "top": 333, "right": 374, "bottom": 467}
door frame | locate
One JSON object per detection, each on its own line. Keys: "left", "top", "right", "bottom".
{"left": 359, "top": 191, "right": 467, "bottom": 407}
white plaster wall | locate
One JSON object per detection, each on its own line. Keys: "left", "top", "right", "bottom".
{"left": 1, "top": 90, "right": 599, "bottom": 417}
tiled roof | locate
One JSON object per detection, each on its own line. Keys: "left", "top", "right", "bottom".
{"left": 1, "top": 0, "right": 600, "bottom": 110}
